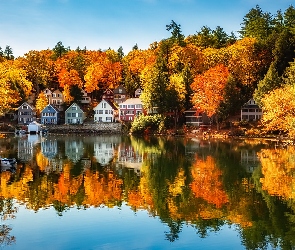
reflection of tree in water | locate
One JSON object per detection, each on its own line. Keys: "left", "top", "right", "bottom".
{"left": 0, "top": 198, "right": 17, "bottom": 246}
{"left": 164, "top": 219, "right": 182, "bottom": 242}
{"left": 0, "top": 224, "right": 15, "bottom": 246}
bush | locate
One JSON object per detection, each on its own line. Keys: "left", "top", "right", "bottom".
{"left": 131, "top": 114, "right": 166, "bottom": 135}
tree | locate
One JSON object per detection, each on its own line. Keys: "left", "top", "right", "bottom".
{"left": 3, "top": 46, "right": 14, "bottom": 60}
{"left": 254, "top": 63, "right": 282, "bottom": 105}
{"left": 166, "top": 20, "right": 185, "bottom": 46}
{"left": 191, "top": 64, "right": 229, "bottom": 127}
{"left": 0, "top": 61, "right": 32, "bottom": 114}
{"left": 52, "top": 41, "right": 69, "bottom": 59}
{"left": 239, "top": 5, "right": 274, "bottom": 41}
{"left": 35, "top": 92, "right": 49, "bottom": 115}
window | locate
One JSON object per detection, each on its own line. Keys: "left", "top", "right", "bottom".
{"left": 99, "top": 110, "right": 103, "bottom": 114}
{"left": 78, "top": 113, "right": 82, "bottom": 117}
{"left": 72, "top": 106, "right": 77, "bottom": 110}
{"left": 119, "top": 89, "right": 122, "bottom": 93}
{"left": 72, "top": 113, "right": 76, "bottom": 117}
{"left": 23, "top": 105, "right": 28, "bottom": 109}
{"left": 136, "top": 104, "right": 142, "bottom": 108}
{"left": 105, "top": 110, "right": 108, "bottom": 114}
{"left": 67, "top": 113, "right": 71, "bottom": 117}
{"left": 99, "top": 117, "right": 102, "bottom": 121}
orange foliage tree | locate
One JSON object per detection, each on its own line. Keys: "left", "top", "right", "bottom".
{"left": 191, "top": 64, "right": 229, "bottom": 125}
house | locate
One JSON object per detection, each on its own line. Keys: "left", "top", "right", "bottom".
{"left": 51, "top": 89, "right": 64, "bottom": 111}
{"left": 102, "top": 88, "right": 114, "bottom": 102}
{"left": 80, "top": 89, "right": 91, "bottom": 104}
{"left": 119, "top": 98, "right": 144, "bottom": 121}
{"left": 113, "top": 85, "right": 129, "bottom": 104}
{"left": 241, "top": 99, "right": 262, "bottom": 121}
{"left": 134, "top": 88, "right": 142, "bottom": 98}
{"left": 43, "top": 88, "right": 52, "bottom": 102}
{"left": 65, "top": 103, "right": 85, "bottom": 124}
{"left": 40, "top": 104, "right": 60, "bottom": 125}
{"left": 93, "top": 99, "right": 118, "bottom": 122}
{"left": 17, "top": 102, "right": 36, "bottom": 125}
{"left": 184, "top": 109, "right": 210, "bottom": 127}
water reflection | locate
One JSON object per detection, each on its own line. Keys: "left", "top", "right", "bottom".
{"left": 0, "top": 135, "right": 295, "bottom": 249}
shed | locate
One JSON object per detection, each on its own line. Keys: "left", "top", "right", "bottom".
{"left": 28, "top": 121, "right": 42, "bottom": 134}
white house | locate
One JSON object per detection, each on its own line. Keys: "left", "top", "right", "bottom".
{"left": 241, "top": 99, "right": 263, "bottom": 121}
{"left": 93, "top": 99, "right": 118, "bottom": 122}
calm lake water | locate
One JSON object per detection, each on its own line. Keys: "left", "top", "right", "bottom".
{"left": 0, "top": 134, "right": 294, "bottom": 250}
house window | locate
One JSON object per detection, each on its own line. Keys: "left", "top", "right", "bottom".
{"left": 72, "top": 106, "right": 77, "bottom": 110}
{"left": 99, "top": 117, "right": 102, "bottom": 121}
{"left": 136, "top": 104, "right": 142, "bottom": 108}
{"left": 78, "top": 113, "right": 82, "bottom": 117}
{"left": 72, "top": 113, "right": 76, "bottom": 117}
{"left": 119, "top": 89, "right": 122, "bottom": 93}
{"left": 23, "top": 105, "right": 28, "bottom": 109}
{"left": 67, "top": 113, "right": 71, "bottom": 117}
{"left": 105, "top": 110, "right": 108, "bottom": 114}
{"left": 99, "top": 110, "right": 103, "bottom": 114}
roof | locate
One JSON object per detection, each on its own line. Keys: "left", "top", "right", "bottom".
{"left": 17, "top": 102, "right": 35, "bottom": 110}
{"left": 65, "top": 102, "right": 84, "bottom": 112}
{"left": 94, "top": 99, "right": 118, "bottom": 110}
{"left": 120, "top": 98, "right": 142, "bottom": 105}
{"left": 42, "top": 104, "right": 59, "bottom": 113}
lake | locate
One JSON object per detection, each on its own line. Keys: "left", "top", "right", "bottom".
{"left": 0, "top": 134, "right": 294, "bottom": 249}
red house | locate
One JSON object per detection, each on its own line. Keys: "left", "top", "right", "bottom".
{"left": 119, "top": 98, "right": 144, "bottom": 121}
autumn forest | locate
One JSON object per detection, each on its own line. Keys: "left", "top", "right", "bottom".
{"left": 1, "top": 5, "right": 295, "bottom": 135}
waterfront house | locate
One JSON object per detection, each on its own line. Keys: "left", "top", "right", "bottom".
{"left": 93, "top": 99, "right": 118, "bottom": 122}
{"left": 241, "top": 99, "right": 262, "bottom": 121}
{"left": 113, "top": 85, "right": 129, "bottom": 104}
{"left": 40, "top": 104, "right": 60, "bottom": 125}
{"left": 119, "top": 98, "right": 143, "bottom": 121}
{"left": 184, "top": 109, "right": 210, "bottom": 127}
{"left": 65, "top": 103, "right": 85, "bottom": 124}
{"left": 17, "top": 102, "right": 36, "bottom": 125}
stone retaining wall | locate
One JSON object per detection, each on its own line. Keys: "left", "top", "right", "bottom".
{"left": 46, "top": 123, "right": 122, "bottom": 134}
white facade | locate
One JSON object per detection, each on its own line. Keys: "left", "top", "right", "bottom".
{"left": 241, "top": 99, "right": 263, "bottom": 121}
{"left": 93, "top": 99, "right": 117, "bottom": 122}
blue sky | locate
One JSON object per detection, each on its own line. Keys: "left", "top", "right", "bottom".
{"left": 0, "top": 0, "right": 294, "bottom": 57}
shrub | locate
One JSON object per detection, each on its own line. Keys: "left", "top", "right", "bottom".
{"left": 131, "top": 114, "right": 166, "bottom": 134}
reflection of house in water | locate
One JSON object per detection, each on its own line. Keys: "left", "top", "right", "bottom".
{"left": 18, "top": 135, "right": 41, "bottom": 162}
{"left": 240, "top": 149, "right": 260, "bottom": 173}
{"left": 41, "top": 138, "right": 65, "bottom": 174}
{"left": 41, "top": 138, "right": 58, "bottom": 159}
{"left": 117, "top": 143, "right": 143, "bottom": 175}
{"left": 65, "top": 139, "right": 84, "bottom": 163}
{"left": 93, "top": 136, "right": 121, "bottom": 166}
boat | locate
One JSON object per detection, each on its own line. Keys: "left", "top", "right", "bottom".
{"left": 0, "top": 157, "right": 17, "bottom": 172}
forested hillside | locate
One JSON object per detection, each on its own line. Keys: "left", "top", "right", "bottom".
{"left": 1, "top": 5, "right": 295, "bottom": 134}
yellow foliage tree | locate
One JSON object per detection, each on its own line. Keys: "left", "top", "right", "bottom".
{"left": 35, "top": 92, "right": 48, "bottom": 115}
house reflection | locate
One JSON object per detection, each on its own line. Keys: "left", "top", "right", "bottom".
{"left": 18, "top": 134, "right": 41, "bottom": 162}
{"left": 93, "top": 136, "right": 121, "bottom": 166}
{"left": 117, "top": 143, "right": 143, "bottom": 176}
{"left": 240, "top": 149, "right": 260, "bottom": 173}
{"left": 65, "top": 139, "right": 84, "bottom": 163}
{"left": 41, "top": 138, "right": 64, "bottom": 174}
